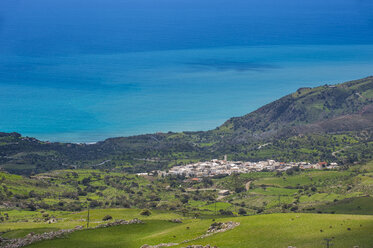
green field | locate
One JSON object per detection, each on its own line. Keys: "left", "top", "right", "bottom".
{"left": 317, "top": 196, "right": 373, "bottom": 215}
{"left": 16, "top": 212, "right": 373, "bottom": 248}
{"left": 0, "top": 209, "right": 182, "bottom": 234}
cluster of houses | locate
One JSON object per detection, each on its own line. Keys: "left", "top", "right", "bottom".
{"left": 155, "top": 156, "right": 338, "bottom": 178}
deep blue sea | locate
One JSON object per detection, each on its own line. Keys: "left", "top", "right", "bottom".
{"left": 0, "top": 0, "right": 373, "bottom": 142}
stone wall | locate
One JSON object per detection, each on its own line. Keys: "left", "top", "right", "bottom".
{"left": 0, "top": 226, "right": 84, "bottom": 248}
{"left": 0, "top": 219, "right": 144, "bottom": 248}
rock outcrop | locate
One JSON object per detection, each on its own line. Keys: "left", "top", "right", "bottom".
{"left": 141, "top": 244, "right": 218, "bottom": 248}
{"left": 140, "top": 221, "right": 239, "bottom": 248}
{"left": 141, "top": 243, "right": 179, "bottom": 248}
{"left": 206, "top": 221, "right": 239, "bottom": 234}
{"left": 95, "top": 218, "right": 143, "bottom": 228}
{"left": 169, "top": 219, "right": 183, "bottom": 223}
{"left": 183, "top": 246, "right": 218, "bottom": 248}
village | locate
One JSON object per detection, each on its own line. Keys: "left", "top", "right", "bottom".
{"left": 154, "top": 156, "right": 339, "bottom": 178}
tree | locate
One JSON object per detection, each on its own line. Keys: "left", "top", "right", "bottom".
{"left": 286, "top": 169, "right": 294, "bottom": 176}
{"left": 81, "top": 177, "right": 91, "bottom": 186}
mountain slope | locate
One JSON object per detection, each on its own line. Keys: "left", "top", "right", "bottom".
{"left": 219, "top": 76, "right": 373, "bottom": 139}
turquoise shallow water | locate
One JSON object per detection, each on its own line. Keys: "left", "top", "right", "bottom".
{"left": 1, "top": 45, "right": 373, "bottom": 142}
{"left": 0, "top": 0, "right": 373, "bottom": 142}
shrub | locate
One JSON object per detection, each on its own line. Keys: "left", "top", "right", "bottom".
{"left": 290, "top": 206, "right": 298, "bottom": 212}
{"left": 89, "top": 200, "right": 101, "bottom": 208}
{"left": 257, "top": 208, "right": 264, "bottom": 214}
{"left": 27, "top": 202, "right": 37, "bottom": 211}
{"left": 235, "top": 187, "right": 245, "bottom": 193}
{"left": 102, "top": 215, "right": 113, "bottom": 221}
{"left": 238, "top": 208, "right": 247, "bottom": 215}
{"left": 140, "top": 209, "right": 152, "bottom": 216}
{"left": 219, "top": 209, "right": 234, "bottom": 216}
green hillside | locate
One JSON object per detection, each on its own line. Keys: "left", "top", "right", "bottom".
{"left": 222, "top": 76, "right": 373, "bottom": 136}
{"left": 1, "top": 161, "right": 373, "bottom": 219}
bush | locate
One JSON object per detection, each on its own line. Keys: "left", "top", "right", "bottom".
{"left": 89, "top": 200, "right": 101, "bottom": 208}
{"left": 102, "top": 215, "right": 113, "bottom": 221}
{"left": 290, "top": 206, "right": 298, "bottom": 212}
{"left": 256, "top": 208, "right": 264, "bottom": 214}
{"left": 286, "top": 170, "right": 294, "bottom": 175}
{"left": 238, "top": 208, "right": 247, "bottom": 215}
{"left": 140, "top": 209, "right": 152, "bottom": 216}
{"left": 219, "top": 209, "right": 234, "bottom": 216}
{"left": 235, "top": 187, "right": 245, "bottom": 193}
{"left": 27, "top": 202, "right": 37, "bottom": 211}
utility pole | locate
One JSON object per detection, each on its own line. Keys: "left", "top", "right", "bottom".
{"left": 324, "top": 238, "right": 333, "bottom": 248}
{"left": 86, "top": 202, "right": 90, "bottom": 228}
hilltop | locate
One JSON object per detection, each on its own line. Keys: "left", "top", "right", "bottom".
{"left": 0, "top": 76, "right": 372, "bottom": 175}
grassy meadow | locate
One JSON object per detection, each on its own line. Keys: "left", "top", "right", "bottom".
{"left": 10, "top": 213, "right": 372, "bottom": 248}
